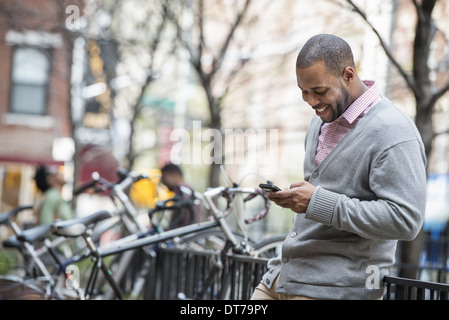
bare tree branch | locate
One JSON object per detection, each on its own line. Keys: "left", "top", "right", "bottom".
{"left": 211, "top": 0, "right": 251, "bottom": 75}
{"left": 345, "top": 0, "right": 417, "bottom": 94}
{"left": 166, "top": 0, "right": 254, "bottom": 186}
{"left": 198, "top": 0, "right": 205, "bottom": 57}
{"left": 167, "top": 3, "right": 204, "bottom": 78}
{"left": 411, "top": 0, "right": 421, "bottom": 17}
{"left": 431, "top": 81, "right": 449, "bottom": 107}
{"left": 126, "top": 0, "right": 170, "bottom": 168}
{"left": 434, "top": 127, "right": 449, "bottom": 138}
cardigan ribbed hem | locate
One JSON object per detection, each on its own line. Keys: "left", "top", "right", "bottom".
{"left": 305, "top": 186, "right": 339, "bottom": 226}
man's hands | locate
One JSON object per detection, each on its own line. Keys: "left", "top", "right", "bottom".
{"left": 267, "top": 181, "right": 316, "bottom": 213}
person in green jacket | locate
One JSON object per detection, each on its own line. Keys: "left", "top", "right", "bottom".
{"left": 33, "top": 164, "right": 72, "bottom": 225}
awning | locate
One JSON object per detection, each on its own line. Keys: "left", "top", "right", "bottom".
{"left": 79, "top": 144, "right": 120, "bottom": 185}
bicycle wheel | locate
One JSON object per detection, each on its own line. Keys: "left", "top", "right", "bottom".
{"left": 0, "top": 275, "right": 65, "bottom": 300}
{"left": 252, "top": 234, "right": 286, "bottom": 258}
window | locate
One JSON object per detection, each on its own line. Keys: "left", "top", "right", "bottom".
{"left": 10, "top": 47, "right": 50, "bottom": 115}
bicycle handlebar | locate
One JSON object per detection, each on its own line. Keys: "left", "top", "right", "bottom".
{"left": 74, "top": 169, "right": 148, "bottom": 196}
{"left": 74, "top": 179, "right": 101, "bottom": 195}
{"left": 0, "top": 204, "right": 33, "bottom": 226}
{"left": 211, "top": 187, "right": 270, "bottom": 225}
{"left": 73, "top": 173, "right": 111, "bottom": 195}
{"left": 148, "top": 194, "right": 189, "bottom": 218}
{"left": 149, "top": 186, "right": 270, "bottom": 225}
{"left": 240, "top": 188, "right": 271, "bottom": 224}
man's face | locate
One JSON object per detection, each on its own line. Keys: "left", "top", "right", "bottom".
{"left": 296, "top": 60, "right": 352, "bottom": 123}
{"left": 47, "top": 171, "right": 66, "bottom": 187}
{"left": 161, "top": 172, "right": 177, "bottom": 191}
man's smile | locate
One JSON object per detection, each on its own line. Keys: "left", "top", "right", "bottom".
{"left": 315, "top": 106, "right": 329, "bottom": 114}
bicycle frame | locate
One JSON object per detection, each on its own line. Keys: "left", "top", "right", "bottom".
{"left": 0, "top": 206, "right": 58, "bottom": 294}
{"left": 53, "top": 186, "right": 269, "bottom": 300}
{"left": 98, "top": 186, "right": 267, "bottom": 257}
{"left": 0, "top": 170, "right": 156, "bottom": 300}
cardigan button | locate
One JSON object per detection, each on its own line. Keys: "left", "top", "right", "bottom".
{"left": 312, "top": 172, "right": 319, "bottom": 178}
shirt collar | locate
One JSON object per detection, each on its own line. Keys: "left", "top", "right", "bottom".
{"left": 340, "top": 80, "right": 380, "bottom": 124}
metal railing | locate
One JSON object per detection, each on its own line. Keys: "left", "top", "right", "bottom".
{"left": 144, "top": 245, "right": 226, "bottom": 300}
{"left": 144, "top": 246, "right": 449, "bottom": 300}
{"left": 226, "top": 254, "right": 268, "bottom": 300}
{"left": 384, "top": 275, "right": 449, "bottom": 300}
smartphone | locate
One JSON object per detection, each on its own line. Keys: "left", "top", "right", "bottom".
{"left": 259, "top": 183, "right": 281, "bottom": 192}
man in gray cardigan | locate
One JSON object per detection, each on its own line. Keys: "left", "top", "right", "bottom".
{"left": 251, "top": 34, "right": 427, "bottom": 300}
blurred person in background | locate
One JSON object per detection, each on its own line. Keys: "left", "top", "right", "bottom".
{"left": 33, "top": 164, "right": 72, "bottom": 225}
{"left": 160, "top": 163, "right": 201, "bottom": 230}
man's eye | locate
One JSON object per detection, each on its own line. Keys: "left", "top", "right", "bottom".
{"left": 316, "top": 90, "right": 327, "bottom": 95}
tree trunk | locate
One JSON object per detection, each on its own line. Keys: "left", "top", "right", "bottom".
{"left": 399, "top": 230, "right": 424, "bottom": 279}
{"left": 208, "top": 98, "right": 223, "bottom": 188}
{"left": 399, "top": 93, "right": 435, "bottom": 278}
{"left": 397, "top": 0, "right": 437, "bottom": 279}
{"left": 208, "top": 163, "right": 221, "bottom": 188}
{"left": 415, "top": 99, "right": 435, "bottom": 164}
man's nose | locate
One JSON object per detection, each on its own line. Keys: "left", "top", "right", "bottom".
{"left": 306, "top": 93, "right": 320, "bottom": 107}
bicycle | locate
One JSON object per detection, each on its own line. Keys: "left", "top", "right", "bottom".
{"left": 73, "top": 169, "right": 282, "bottom": 300}
{"left": 1, "top": 168, "right": 284, "bottom": 300}
{"left": 44, "top": 182, "right": 276, "bottom": 300}
{"left": 73, "top": 169, "right": 172, "bottom": 300}
{"left": 0, "top": 168, "right": 187, "bottom": 300}
{"left": 0, "top": 204, "right": 84, "bottom": 299}
{"left": 0, "top": 169, "right": 159, "bottom": 300}
{"left": 157, "top": 166, "right": 285, "bottom": 260}
{"left": 148, "top": 189, "right": 281, "bottom": 258}
{"left": 0, "top": 205, "right": 53, "bottom": 298}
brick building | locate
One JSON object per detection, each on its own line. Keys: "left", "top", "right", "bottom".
{"left": 0, "top": 0, "right": 82, "bottom": 211}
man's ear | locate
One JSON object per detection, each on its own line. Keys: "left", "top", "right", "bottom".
{"left": 342, "top": 66, "right": 356, "bottom": 83}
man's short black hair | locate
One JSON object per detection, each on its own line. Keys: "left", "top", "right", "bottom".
{"left": 296, "top": 34, "right": 356, "bottom": 77}
{"left": 161, "top": 163, "right": 183, "bottom": 177}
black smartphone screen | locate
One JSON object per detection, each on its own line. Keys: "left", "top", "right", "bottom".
{"left": 259, "top": 183, "right": 281, "bottom": 192}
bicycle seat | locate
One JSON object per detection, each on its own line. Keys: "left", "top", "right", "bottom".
{"left": 17, "top": 224, "right": 52, "bottom": 243}
{"left": 51, "top": 210, "right": 112, "bottom": 238}
{"left": 3, "top": 235, "right": 24, "bottom": 251}
{"left": 0, "top": 205, "right": 33, "bottom": 225}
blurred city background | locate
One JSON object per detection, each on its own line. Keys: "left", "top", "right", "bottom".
{"left": 0, "top": 0, "right": 448, "bottom": 279}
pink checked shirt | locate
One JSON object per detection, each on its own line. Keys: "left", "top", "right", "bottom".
{"left": 315, "top": 80, "right": 381, "bottom": 165}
